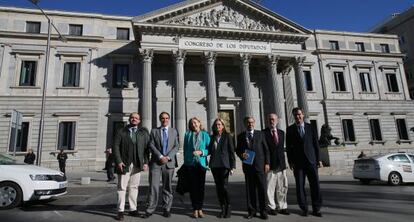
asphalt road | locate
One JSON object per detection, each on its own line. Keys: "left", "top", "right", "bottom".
{"left": 1, "top": 171, "right": 413, "bottom": 222}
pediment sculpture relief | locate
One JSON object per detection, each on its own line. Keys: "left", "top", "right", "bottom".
{"left": 166, "top": 5, "right": 290, "bottom": 32}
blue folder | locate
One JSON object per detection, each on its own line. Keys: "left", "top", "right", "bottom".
{"left": 242, "top": 149, "right": 256, "bottom": 165}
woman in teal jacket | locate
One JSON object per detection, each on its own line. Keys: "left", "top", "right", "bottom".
{"left": 183, "top": 117, "right": 210, "bottom": 218}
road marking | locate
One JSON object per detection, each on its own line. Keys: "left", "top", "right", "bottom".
{"left": 54, "top": 211, "right": 63, "bottom": 217}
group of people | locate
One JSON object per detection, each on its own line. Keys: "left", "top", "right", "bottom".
{"left": 112, "top": 107, "right": 322, "bottom": 221}
{"left": 24, "top": 148, "right": 67, "bottom": 177}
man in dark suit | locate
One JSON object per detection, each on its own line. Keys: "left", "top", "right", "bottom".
{"left": 263, "top": 114, "right": 290, "bottom": 216}
{"left": 113, "top": 112, "right": 150, "bottom": 221}
{"left": 143, "top": 112, "right": 179, "bottom": 218}
{"left": 286, "top": 107, "right": 322, "bottom": 217}
{"left": 236, "top": 116, "right": 270, "bottom": 220}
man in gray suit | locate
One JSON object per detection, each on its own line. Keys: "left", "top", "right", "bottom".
{"left": 143, "top": 112, "right": 179, "bottom": 218}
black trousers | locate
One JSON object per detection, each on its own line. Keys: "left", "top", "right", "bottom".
{"left": 244, "top": 167, "right": 266, "bottom": 214}
{"left": 211, "top": 168, "right": 230, "bottom": 206}
{"left": 106, "top": 166, "right": 115, "bottom": 180}
{"left": 293, "top": 164, "right": 322, "bottom": 212}
{"left": 59, "top": 163, "right": 66, "bottom": 174}
{"left": 188, "top": 164, "right": 206, "bottom": 210}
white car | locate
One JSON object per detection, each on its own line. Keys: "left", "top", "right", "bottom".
{"left": 0, "top": 153, "right": 67, "bottom": 209}
{"left": 353, "top": 152, "right": 414, "bottom": 185}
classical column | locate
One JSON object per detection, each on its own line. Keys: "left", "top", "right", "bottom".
{"left": 240, "top": 53, "right": 253, "bottom": 118}
{"left": 139, "top": 49, "right": 154, "bottom": 130}
{"left": 267, "top": 54, "right": 286, "bottom": 130}
{"left": 173, "top": 50, "right": 187, "bottom": 144}
{"left": 293, "top": 56, "right": 310, "bottom": 120}
{"left": 203, "top": 51, "right": 218, "bottom": 131}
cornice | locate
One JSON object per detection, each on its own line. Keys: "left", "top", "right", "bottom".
{"left": 0, "top": 31, "right": 104, "bottom": 43}
{"left": 315, "top": 49, "right": 405, "bottom": 58}
{"left": 134, "top": 23, "right": 309, "bottom": 43}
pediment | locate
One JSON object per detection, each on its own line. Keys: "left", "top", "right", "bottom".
{"left": 133, "top": 0, "right": 310, "bottom": 34}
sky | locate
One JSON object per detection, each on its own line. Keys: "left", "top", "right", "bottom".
{"left": 0, "top": 0, "right": 413, "bottom": 32}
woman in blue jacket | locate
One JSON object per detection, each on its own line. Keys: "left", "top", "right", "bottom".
{"left": 183, "top": 117, "right": 210, "bottom": 218}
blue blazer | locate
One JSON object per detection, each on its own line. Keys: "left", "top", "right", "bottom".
{"left": 183, "top": 130, "right": 210, "bottom": 169}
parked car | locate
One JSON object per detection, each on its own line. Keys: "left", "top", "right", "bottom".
{"left": 353, "top": 152, "right": 414, "bottom": 185}
{"left": 0, "top": 153, "right": 67, "bottom": 209}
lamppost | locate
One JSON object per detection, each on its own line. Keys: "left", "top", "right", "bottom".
{"left": 28, "top": 0, "right": 66, "bottom": 166}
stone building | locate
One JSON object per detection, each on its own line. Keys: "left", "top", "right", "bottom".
{"left": 1, "top": 0, "right": 413, "bottom": 174}
{"left": 371, "top": 5, "right": 414, "bottom": 99}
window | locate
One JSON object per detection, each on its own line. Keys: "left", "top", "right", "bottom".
{"left": 387, "top": 154, "right": 410, "bottom": 163}
{"left": 117, "top": 28, "right": 130, "bottom": 40}
{"left": 334, "top": 71, "right": 346, "bottom": 91}
{"left": 69, "top": 24, "right": 83, "bottom": 36}
{"left": 8, "top": 122, "right": 29, "bottom": 152}
{"left": 380, "top": 44, "right": 390, "bottom": 53}
{"left": 63, "top": 62, "right": 80, "bottom": 87}
{"left": 396, "top": 119, "right": 409, "bottom": 140}
{"left": 369, "top": 119, "right": 382, "bottom": 141}
{"left": 359, "top": 72, "right": 373, "bottom": 92}
{"left": 386, "top": 73, "right": 399, "bottom": 92}
{"left": 303, "top": 70, "right": 313, "bottom": 91}
{"left": 19, "top": 61, "right": 37, "bottom": 86}
{"left": 409, "top": 155, "right": 414, "bottom": 163}
{"left": 301, "top": 42, "right": 306, "bottom": 50}
{"left": 399, "top": 36, "right": 405, "bottom": 45}
{"left": 58, "top": 122, "right": 76, "bottom": 150}
{"left": 112, "top": 64, "right": 129, "bottom": 88}
{"left": 355, "top": 42, "right": 365, "bottom": 52}
{"left": 26, "top": 21, "right": 40, "bottom": 33}
{"left": 329, "top": 41, "right": 339, "bottom": 50}
{"left": 113, "top": 121, "right": 127, "bottom": 139}
{"left": 342, "top": 119, "right": 356, "bottom": 142}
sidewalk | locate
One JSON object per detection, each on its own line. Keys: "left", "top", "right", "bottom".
{"left": 65, "top": 169, "right": 355, "bottom": 188}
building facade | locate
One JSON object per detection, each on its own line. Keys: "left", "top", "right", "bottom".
{"left": 1, "top": 0, "right": 413, "bottom": 174}
{"left": 371, "top": 5, "right": 414, "bottom": 99}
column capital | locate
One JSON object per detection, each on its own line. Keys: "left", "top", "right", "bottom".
{"left": 293, "top": 56, "right": 306, "bottom": 66}
{"left": 173, "top": 50, "right": 187, "bottom": 64}
{"left": 139, "top": 48, "right": 154, "bottom": 63}
{"left": 203, "top": 51, "right": 217, "bottom": 65}
{"left": 240, "top": 53, "right": 251, "bottom": 66}
{"left": 267, "top": 54, "right": 280, "bottom": 66}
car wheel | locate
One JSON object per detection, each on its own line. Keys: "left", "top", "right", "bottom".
{"left": 0, "top": 182, "right": 23, "bottom": 210}
{"left": 360, "top": 179, "right": 371, "bottom": 185}
{"left": 388, "top": 172, "right": 402, "bottom": 186}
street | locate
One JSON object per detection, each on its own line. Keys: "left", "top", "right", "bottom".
{"left": 0, "top": 171, "right": 413, "bottom": 222}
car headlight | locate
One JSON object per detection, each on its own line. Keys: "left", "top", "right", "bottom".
{"left": 30, "top": 174, "right": 53, "bottom": 181}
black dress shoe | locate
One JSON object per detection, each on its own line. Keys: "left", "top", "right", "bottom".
{"left": 129, "top": 210, "right": 139, "bottom": 217}
{"left": 115, "top": 212, "right": 124, "bottom": 221}
{"left": 300, "top": 211, "right": 308, "bottom": 217}
{"left": 141, "top": 212, "right": 152, "bottom": 218}
{"left": 268, "top": 209, "right": 277, "bottom": 215}
{"left": 260, "top": 213, "right": 268, "bottom": 220}
{"left": 278, "top": 209, "right": 290, "bottom": 215}
{"left": 163, "top": 210, "right": 171, "bottom": 218}
{"left": 246, "top": 213, "right": 255, "bottom": 219}
{"left": 312, "top": 211, "right": 322, "bottom": 217}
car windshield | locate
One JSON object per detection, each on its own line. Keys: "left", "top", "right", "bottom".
{"left": 409, "top": 155, "right": 414, "bottom": 163}
{"left": 0, "top": 153, "right": 25, "bottom": 165}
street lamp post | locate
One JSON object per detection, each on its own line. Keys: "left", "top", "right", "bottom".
{"left": 29, "top": 0, "right": 65, "bottom": 166}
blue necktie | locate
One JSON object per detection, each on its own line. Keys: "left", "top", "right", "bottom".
{"left": 162, "top": 128, "right": 168, "bottom": 155}
{"left": 298, "top": 125, "right": 305, "bottom": 138}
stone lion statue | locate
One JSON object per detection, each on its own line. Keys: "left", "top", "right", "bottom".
{"left": 319, "top": 124, "right": 340, "bottom": 147}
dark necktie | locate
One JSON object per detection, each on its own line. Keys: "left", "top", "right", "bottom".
{"left": 131, "top": 128, "right": 137, "bottom": 144}
{"left": 162, "top": 128, "right": 168, "bottom": 155}
{"left": 248, "top": 132, "right": 253, "bottom": 147}
{"left": 272, "top": 129, "right": 279, "bottom": 144}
